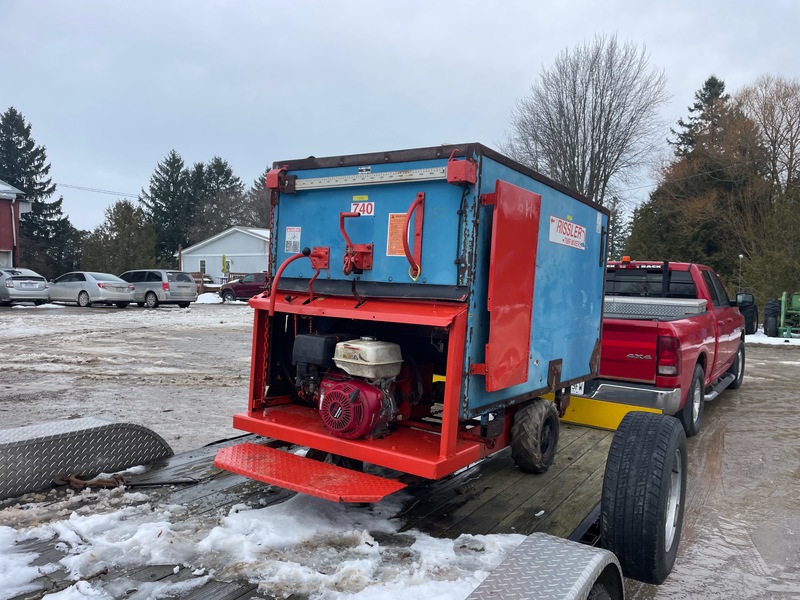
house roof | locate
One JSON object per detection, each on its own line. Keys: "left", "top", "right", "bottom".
{"left": 0, "top": 179, "right": 26, "bottom": 200}
{"left": 180, "top": 226, "right": 271, "bottom": 255}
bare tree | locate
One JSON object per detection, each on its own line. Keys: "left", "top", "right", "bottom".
{"left": 737, "top": 74, "right": 800, "bottom": 196}
{"left": 504, "top": 34, "right": 669, "bottom": 207}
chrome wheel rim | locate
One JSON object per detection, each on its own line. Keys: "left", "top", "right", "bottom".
{"left": 665, "top": 447, "right": 683, "bottom": 551}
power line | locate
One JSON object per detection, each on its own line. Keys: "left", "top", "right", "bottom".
{"left": 55, "top": 182, "right": 139, "bottom": 197}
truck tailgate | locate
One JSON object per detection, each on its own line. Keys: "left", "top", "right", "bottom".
{"left": 599, "top": 319, "right": 659, "bottom": 384}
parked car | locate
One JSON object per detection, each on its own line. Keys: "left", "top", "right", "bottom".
{"left": 219, "top": 272, "right": 269, "bottom": 302}
{"left": 119, "top": 269, "right": 198, "bottom": 308}
{"left": 0, "top": 267, "right": 50, "bottom": 306}
{"left": 49, "top": 271, "right": 135, "bottom": 308}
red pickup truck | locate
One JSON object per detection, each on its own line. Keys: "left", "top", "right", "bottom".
{"left": 584, "top": 259, "right": 747, "bottom": 436}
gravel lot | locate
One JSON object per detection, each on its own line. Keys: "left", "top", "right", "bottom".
{"left": 0, "top": 301, "right": 254, "bottom": 454}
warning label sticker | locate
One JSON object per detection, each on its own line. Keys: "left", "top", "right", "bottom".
{"left": 284, "top": 226, "right": 301, "bottom": 254}
{"left": 387, "top": 213, "right": 406, "bottom": 256}
{"left": 549, "top": 216, "right": 586, "bottom": 250}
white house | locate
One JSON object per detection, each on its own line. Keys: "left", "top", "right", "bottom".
{"left": 178, "top": 226, "right": 270, "bottom": 282}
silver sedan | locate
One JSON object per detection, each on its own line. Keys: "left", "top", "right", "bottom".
{"left": 49, "top": 271, "right": 135, "bottom": 308}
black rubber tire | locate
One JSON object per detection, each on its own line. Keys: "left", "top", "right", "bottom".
{"left": 739, "top": 304, "right": 758, "bottom": 335}
{"left": 587, "top": 583, "right": 613, "bottom": 600}
{"left": 510, "top": 397, "right": 559, "bottom": 474}
{"left": 305, "top": 449, "right": 364, "bottom": 471}
{"left": 222, "top": 290, "right": 236, "bottom": 303}
{"left": 136, "top": 302, "right": 144, "bottom": 308}
{"left": 601, "top": 411, "right": 687, "bottom": 585}
{"left": 77, "top": 291, "right": 92, "bottom": 308}
{"left": 144, "top": 292, "right": 159, "bottom": 309}
{"left": 764, "top": 299, "right": 781, "bottom": 336}
{"left": 726, "top": 343, "right": 745, "bottom": 390}
{"left": 678, "top": 364, "right": 704, "bottom": 437}
{"left": 115, "top": 302, "right": 129, "bottom": 309}
{"left": 33, "top": 300, "right": 45, "bottom": 306}
{"left": 178, "top": 302, "right": 190, "bottom": 308}
{"left": 765, "top": 315, "right": 778, "bottom": 338}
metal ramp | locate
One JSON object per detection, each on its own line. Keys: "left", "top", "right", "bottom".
{"left": 0, "top": 417, "right": 173, "bottom": 500}
{"left": 214, "top": 442, "right": 407, "bottom": 503}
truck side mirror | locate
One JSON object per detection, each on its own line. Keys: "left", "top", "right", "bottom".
{"left": 736, "top": 292, "right": 754, "bottom": 306}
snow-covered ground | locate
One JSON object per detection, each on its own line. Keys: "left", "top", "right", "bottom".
{"left": 1, "top": 483, "right": 523, "bottom": 600}
{"left": 1, "top": 300, "right": 798, "bottom": 599}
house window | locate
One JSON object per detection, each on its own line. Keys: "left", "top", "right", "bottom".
{"left": 199, "top": 260, "right": 206, "bottom": 274}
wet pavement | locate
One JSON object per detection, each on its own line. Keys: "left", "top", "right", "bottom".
{"left": 626, "top": 344, "right": 800, "bottom": 599}
{"left": 1, "top": 305, "right": 799, "bottom": 597}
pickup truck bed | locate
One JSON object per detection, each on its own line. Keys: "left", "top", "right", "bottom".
{"left": 5, "top": 425, "right": 611, "bottom": 599}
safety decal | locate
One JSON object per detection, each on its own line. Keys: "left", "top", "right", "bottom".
{"left": 386, "top": 213, "right": 406, "bottom": 256}
{"left": 284, "top": 226, "right": 301, "bottom": 254}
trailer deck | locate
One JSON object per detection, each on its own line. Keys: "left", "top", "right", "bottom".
{"left": 4, "top": 423, "right": 612, "bottom": 600}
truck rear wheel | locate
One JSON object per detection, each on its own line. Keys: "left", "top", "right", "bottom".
{"left": 678, "top": 364, "right": 704, "bottom": 437}
{"left": 601, "top": 411, "right": 687, "bottom": 585}
{"left": 510, "top": 398, "right": 559, "bottom": 474}
{"left": 726, "top": 343, "right": 745, "bottom": 390}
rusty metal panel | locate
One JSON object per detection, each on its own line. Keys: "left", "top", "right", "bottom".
{"left": 483, "top": 180, "right": 541, "bottom": 391}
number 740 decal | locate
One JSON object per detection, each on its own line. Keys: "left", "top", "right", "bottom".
{"left": 351, "top": 200, "right": 375, "bottom": 216}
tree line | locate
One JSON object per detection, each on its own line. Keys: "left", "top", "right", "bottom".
{"left": 503, "top": 35, "right": 800, "bottom": 308}
{"left": 3, "top": 34, "right": 799, "bottom": 308}
{"left": 0, "top": 107, "right": 269, "bottom": 278}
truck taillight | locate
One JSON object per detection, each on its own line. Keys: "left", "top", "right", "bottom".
{"left": 162, "top": 282, "right": 170, "bottom": 291}
{"left": 657, "top": 336, "right": 681, "bottom": 376}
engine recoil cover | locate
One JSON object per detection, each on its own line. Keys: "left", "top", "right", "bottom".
{"left": 319, "top": 377, "right": 388, "bottom": 439}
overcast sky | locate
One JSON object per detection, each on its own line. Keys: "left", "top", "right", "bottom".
{"left": 3, "top": 0, "right": 799, "bottom": 231}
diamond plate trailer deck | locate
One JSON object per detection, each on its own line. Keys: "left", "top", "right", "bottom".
{"left": 2, "top": 422, "right": 614, "bottom": 600}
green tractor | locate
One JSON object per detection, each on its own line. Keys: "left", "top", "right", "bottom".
{"left": 764, "top": 292, "right": 800, "bottom": 338}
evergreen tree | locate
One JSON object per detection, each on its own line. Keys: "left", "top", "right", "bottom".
{"left": 0, "top": 106, "right": 72, "bottom": 275}
{"left": 670, "top": 75, "right": 730, "bottom": 157}
{"left": 628, "top": 78, "right": 766, "bottom": 283}
{"left": 46, "top": 216, "right": 83, "bottom": 276}
{"left": 606, "top": 196, "right": 630, "bottom": 261}
{"left": 240, "top": 168, "right": 271, "bottom": 229}
{"left": 82, "top": 200, "right": 157, "bottom": 274}
{"left": 139, "top": 150, "right": 191, "bottom": 266}
{"left": 188, "top": 157, "right": 245, "bottom": 242}
{"left": 0, "top": 107, "right": 55, "bottom": 201}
